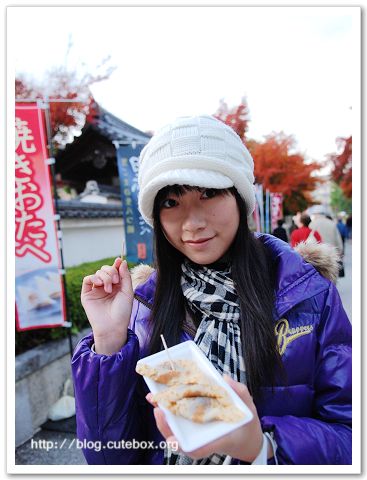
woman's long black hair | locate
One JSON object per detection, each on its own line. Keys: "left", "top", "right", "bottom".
{"left": 148, "top": 185, "right": 283, "bottom": 399}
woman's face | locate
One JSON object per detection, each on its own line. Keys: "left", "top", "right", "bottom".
{"left": 159, "top": 188, "right": 240, "bottom": 265}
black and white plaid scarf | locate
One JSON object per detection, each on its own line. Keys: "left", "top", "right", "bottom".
{"left": 165, "top": 259, "right": 246, "bottom": 465}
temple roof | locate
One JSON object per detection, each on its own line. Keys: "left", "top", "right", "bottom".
{"left": 89, "top": 106, "right": 151, "bottom": 144}
{"left": 58, "top": 199, "right": 123, "bottom": 219}
{"left": 55, "top": 104, "right": 151, "bottom": 180}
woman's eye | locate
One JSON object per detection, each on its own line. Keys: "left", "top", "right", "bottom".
{"left": 161, "top": 198, "right": 178, "bottom": 208}
{"left": 202, "top": 189, "right": 217, "bottom": 199}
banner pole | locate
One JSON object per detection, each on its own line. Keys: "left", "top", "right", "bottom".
{"left": 40, "top": 97, "right": 74, "bottom": 358}
{"left": 259, "top": 185, "right": 265, "bottom": 233}
{"left": 265, "top": 189, "right": 270, "bottom": 233}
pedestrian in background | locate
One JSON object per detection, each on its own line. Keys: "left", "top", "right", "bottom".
{"left": 309, "top": 209, "right": 344, "bottom": 278}
{"left": 309, "top": 210, "right": 343, "bottom": 254}
{"left": 346, "top": 215, "right": 352, "bottom": 239}
{"left": 337, "top": 216, "right": 348, "bottom": 255}
{"left": 290, "top": 213, "right": 322, "bottom": 247}
{"left": 272, "top": 219, "right": 288, "bottom": 243}
{"left": 288, "top": 212, "right": 302, "bottom": 237}
{"left": 288, "top": 220, "right": 298, "bottom": 237}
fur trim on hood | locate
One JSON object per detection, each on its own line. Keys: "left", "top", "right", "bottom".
{"left": 130, "top": 264, "right": 155, "bottom": 291}
{"left": 130, "top": 241, "right": 341, "bottom": 291}
{"left": 294, "top": 241, "right": 340, "bottom": 285}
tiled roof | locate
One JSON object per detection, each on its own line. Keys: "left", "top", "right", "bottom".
{"left": 90, "top": 106, "right": 152, "bottom": 144}
{"left": 58, "top": 200, "right": 123, "bottom": 219}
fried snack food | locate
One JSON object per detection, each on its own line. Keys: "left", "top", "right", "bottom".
{"left": 137, "top": 359, "right": 245, "bottom": 423}
{"left": 170, "top": 397, "right": 245, "bottom": 423}
{"left": 152, "top": 383, "right": 231, "bottom": 404}
{"left": 136, "top": 359, "right": 207, "bottom": 386}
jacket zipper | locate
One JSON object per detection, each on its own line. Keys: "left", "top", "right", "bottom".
{"left": 134, "top": 293, "right": 153, "bottom": 310}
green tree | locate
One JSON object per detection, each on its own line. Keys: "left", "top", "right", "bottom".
{"left": 330, "top": 182, "right": 352, "bottom": 215}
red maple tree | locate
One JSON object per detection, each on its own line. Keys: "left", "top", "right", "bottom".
{"left": 15, "top": 56, "right": 115, "bottom": 150}
{"left": 247, "top": 133, "right": 322, "bottom": 213}
{"left": 213, "top": 97, "right": 250, "bottom": 142}
{"left": 214, "top": 99, "right": 323, "bottom": 214}
{"left": 329, "top": 136, "right": 352, "bottom": 198}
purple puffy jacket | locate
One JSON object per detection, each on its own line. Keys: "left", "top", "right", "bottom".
{"left": 71, "top": 234, "right": 352, "bottom": 465}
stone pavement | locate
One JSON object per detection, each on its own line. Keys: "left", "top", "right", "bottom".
{"left": 15, "top": 428, "right": 87, "bottom": 465}
{"left": 15, "top": 414, "right": 87, "bottom": 465}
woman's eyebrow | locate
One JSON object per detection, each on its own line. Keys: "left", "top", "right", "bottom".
{"left": 162, "top": 186, "right": 203, "bottom": 199}
{"left": 164, "top": 192, "right": 180, "bottom": 198}
{"left": 165, "top": 189, "right": 184, "bottom": 198}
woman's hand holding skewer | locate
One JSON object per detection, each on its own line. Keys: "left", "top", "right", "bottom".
{"left": 81, "top": 257, "right": 134, "bottom": 355}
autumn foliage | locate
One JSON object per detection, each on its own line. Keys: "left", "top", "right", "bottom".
{"left": 15, "top": 55, "right": 115, "bottom": 150}
{"left": 16, "top": 75, "right": 97, "bottom": 150}
{"left": 247, "top": 134, "right": 321, "bottom": 213}
{"left": 329, "top": 136, "right": 352, "bottom": 198}
{"left": 214, "top": 99, "right": 322, "bottom": 213}
{"left": 214, "top": 98, "right": 250, "bottom": 143}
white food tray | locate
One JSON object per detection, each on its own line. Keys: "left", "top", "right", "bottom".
{"left": 136, "top": 340, "right": 253, "bottom": 452}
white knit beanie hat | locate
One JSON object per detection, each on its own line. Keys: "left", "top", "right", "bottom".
{"left": 138, "top": 115, "right": 255, "bottom": 226}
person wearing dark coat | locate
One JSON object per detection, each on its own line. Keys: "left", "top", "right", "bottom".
{"left": 337, "top": 218, "right": 348, "bottom": 254}
{"left": 272, "top": 219, "right": 288, "bottom": 243}
{"left": 346, "top": 215, "right": 352, "bottom": 239}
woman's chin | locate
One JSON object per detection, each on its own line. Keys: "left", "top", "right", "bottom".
{"left": 185, "top": 251, "right": 223, "bottom": 265}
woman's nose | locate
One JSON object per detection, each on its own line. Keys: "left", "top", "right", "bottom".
{"left": 182, "top": 207, "right": 207, "bottom": 231}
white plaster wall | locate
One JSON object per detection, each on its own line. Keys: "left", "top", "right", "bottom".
{"left": 60, "top": 218, "right": 125, "bottom": 267}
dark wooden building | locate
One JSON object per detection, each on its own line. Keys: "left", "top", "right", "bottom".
{"left": 55, "top": 105, "right": 151, "bottom": 195}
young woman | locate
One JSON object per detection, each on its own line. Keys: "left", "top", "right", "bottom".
{"left": 72, "top": 115, "right": 351, "bottom": 465}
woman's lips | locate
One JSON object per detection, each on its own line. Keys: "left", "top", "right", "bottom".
{"left": 184, "top": 237, "right": 214, "bottom": 248}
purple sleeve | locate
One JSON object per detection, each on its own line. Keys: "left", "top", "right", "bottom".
{"left": 71, "top": 329, "right": 164, "bottom": 464}
{"left": 261, "top": 283, "right": 352, "bottom": 464}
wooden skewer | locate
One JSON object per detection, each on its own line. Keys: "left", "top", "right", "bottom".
{"left": 121, "top": 237, "right": 125, "bottom": 262}
{"left": 93, "top": 237, "right": 125, "bottom": 290}
{"left": 160, "top": 334, "right": 175, "bottom": 371}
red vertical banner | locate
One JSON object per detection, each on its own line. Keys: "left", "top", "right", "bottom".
{"left": 15, "top": 103, "right": 67, "bottom": 331}
{"left": 270, "top": 193, "right": 284, "bottom": 232}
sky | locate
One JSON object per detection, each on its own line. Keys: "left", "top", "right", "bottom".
{"left": 9, "top": 5, "right": 359, "bottom": 164}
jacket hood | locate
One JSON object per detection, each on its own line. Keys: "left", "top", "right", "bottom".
{"left": 256, "top": 234, "right": 338, "bottom": 318}
{"left": 131, "top": 234, "right": 340, "bottom": 319}
{"left": 293, "top": 239, "right": 340, "bottom": 284}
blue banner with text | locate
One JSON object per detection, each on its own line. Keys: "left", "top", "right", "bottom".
{"left": 116, "top": 145, "right": 153, "bottom": 264}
